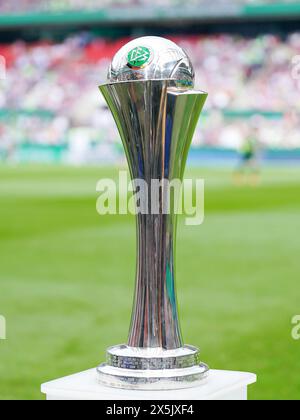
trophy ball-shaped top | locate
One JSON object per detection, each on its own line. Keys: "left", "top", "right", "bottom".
{"left": 107, "top": 36, "right": 195, "bottom": 89}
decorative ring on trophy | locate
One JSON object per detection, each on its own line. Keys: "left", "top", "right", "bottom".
{"left": 97, "top": 36, "right": 209, "bottom": 390}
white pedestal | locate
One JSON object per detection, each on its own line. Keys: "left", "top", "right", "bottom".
{"left": 41, "top": 369, "right": 256, "bottom": 400}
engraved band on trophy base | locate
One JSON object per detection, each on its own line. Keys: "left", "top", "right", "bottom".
{"left": 97, "top": 345, "right": 208, "bottom": 390}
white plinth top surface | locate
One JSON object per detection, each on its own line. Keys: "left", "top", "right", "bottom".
{"left": 41, "top": 368, "right": 257, "bottom": 400}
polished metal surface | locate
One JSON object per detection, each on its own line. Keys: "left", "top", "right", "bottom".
{"left": 97, "top": 345, "right": 209, "bottom": 389}
{"left": 105, "top": 344, "right": 202, "bottom": 370}
{"left": 97, "top": 36, "right": 208, "bottom": 390}
{"left": 100, "top": 80, "right": 207, "bottom": 350}
{"left": 97, "top": 363, "right": 209, "bottom": 391}
{"left": 108, "top": 36, "right": 194, "bottom": 89}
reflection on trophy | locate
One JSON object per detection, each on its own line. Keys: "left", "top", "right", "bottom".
{"left": 97, "top": 36, "right": 208, "bottom": 390}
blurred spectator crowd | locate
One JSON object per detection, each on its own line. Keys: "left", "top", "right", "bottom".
{"left": 0, "top": 33, "right": 300, "bottom": 163}
{"left": 0, "top": 0, "right": 299, "bottom": 14}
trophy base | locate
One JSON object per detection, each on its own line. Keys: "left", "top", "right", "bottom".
{"left": 97, "top": 344, "right": 209, "bottom": 390}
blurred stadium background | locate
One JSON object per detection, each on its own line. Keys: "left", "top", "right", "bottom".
{"left": 0, "top": 0, "right": 300, "bottom": 400}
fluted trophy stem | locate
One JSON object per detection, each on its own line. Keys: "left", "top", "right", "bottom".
{"left": 97, "top": 36, "right": 209, "bottom": 389}
{"left": 100, "top": 81, "right": 207, "bottom": 350}
{"left": 130, "top": 208, "right": 181, "bottom": 349}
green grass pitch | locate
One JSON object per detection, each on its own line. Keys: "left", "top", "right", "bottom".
{"left": 0, "top": 164, "right": 300, "bottom": 400}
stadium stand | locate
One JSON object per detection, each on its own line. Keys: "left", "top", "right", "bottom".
{"left": 0, "top": 0, "right": 299, "bottom": 14}
{"left": 1, "top": 1, "right": 300, "bottom": 29}
{"left": 0, "top": 32, "right": 299, "bottom": 163}
{"left": 0, "top": 2, "right": 299, "bottom": 163}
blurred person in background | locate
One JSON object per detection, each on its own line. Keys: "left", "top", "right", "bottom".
{"left": 234, "top": 123, "right": 262, "bottom": 187}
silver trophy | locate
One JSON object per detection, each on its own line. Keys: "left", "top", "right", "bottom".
{"left": 97, "top": 36, "right": 208, "bottom": 390}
